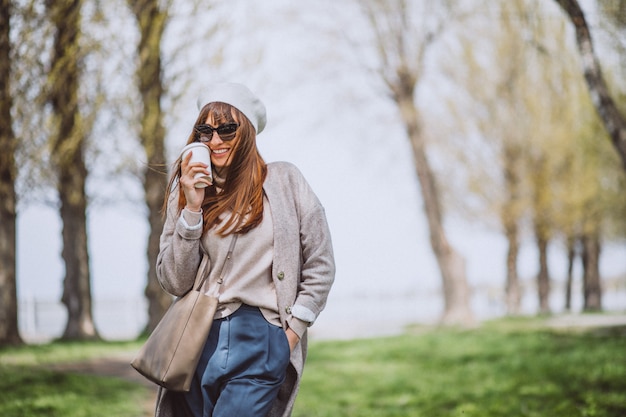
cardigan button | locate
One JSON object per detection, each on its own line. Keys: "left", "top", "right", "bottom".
{"left": 285, "top": 306, "right": 292, "bottom": 314}
{"left": 277, "top": 271, "right": 285, "bottom": 280}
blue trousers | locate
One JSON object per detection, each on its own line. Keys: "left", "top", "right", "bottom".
{"left": 183, "top": 305, "right": 291, "bottom": 417}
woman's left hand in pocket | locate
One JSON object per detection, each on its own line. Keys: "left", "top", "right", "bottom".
{"left": 285, "top": 327, "right": 300, "bottom": 352}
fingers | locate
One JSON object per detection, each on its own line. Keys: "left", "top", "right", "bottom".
{"left": 180, "top": 153, "right": 211, "bottom": 188}
{"left": 180, "top": 152, "right": 209, "bottom": 209}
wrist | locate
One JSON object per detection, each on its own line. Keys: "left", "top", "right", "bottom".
{"left": 287, "top": 318, "right": 308, "bottom": 339}
{"left": 184, "top": 205, "right": 202, "bottom": 214}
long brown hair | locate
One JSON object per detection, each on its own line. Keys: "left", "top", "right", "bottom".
{"left": 163, "top": 102, "right": 267, "bottom": 236}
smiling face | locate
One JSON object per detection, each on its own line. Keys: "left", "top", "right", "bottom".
{"left": 202, "top": 111, "right": 242, "bottom": 170}
{"left": 189, "top": 101, "right": 257, "bottom": 179}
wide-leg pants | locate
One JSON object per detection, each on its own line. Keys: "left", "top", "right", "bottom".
{"left": 183, "top": 305, "right": 291, "bottom": 417}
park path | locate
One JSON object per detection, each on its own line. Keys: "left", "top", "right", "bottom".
{"left": 544, "top": 313, "right": 626, "bottom": 330}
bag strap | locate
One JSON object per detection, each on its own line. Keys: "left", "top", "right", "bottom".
{"left": 194, "top": 234, "right": 238, "bottom": 292}
{"left": 216, "top": 234, "right": 238, "bottom": 286}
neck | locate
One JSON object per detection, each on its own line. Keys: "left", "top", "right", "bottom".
{"left": 212, "top": 166, "right": 228, "bottom": 192}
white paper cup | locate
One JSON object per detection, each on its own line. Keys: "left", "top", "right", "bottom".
{"left": 181, "top": 143, "right": 213, "bottom": 188}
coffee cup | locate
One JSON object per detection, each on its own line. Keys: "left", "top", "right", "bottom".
{"left": 181, "top": 143, "right": 213, "bottom": 188}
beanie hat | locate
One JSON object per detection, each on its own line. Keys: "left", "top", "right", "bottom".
{"left": 197, "top": 83, "right": 267, "bottom": 134}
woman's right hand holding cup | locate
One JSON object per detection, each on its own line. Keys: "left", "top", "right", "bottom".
{"left": 180, "top": 151, "right": 210, "bottom": 211}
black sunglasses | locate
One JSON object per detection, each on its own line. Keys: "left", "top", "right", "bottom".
{"left": 194, "top": 123, "right": 239, "bottom": 142}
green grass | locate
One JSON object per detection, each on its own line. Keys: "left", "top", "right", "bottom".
{"left": 294, "top": 320, "right": 626, "bottom": 417}
{"left": 0, "top": 319, "right": 625, "bottom": 417}
{"left": 0, "top": 339, "right": 143, "bottom": 367}
{"left": 0, "top": 367, "right": 147, "bottom": 417}
{"left": 0, "top": 340, "right": 148, "bottom": 417}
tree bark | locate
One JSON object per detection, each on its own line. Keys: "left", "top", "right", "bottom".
{"left": 530, "top": 153, "right": 552, "bottom": 315}
{"left": 0, "top": 0, "right": 23, "bottom": 346}
{"left": 555, "top": 0, "right": 626, "bottom": 171}
{"left": 502, "top": 144, "right": 522, "bottom": 315}
{"left": 395, "top": 87, "right": 474, "bottom": 326}
{"left": 46, "top": 0, "right": 98, "bottom": 340}
{"left": 564, "top": 235, "right": 576, "bottom": 311}
{"left": 535, "top": 232, "right": 551, "bottom": 315}
{"left": 504, "top": 224, "right": 521, "bottom": 316}
{"left": 128, "top": 0, "right": 171, "bottom": 333}
{"left": 581, "top": 232, "right": 602, "bottom": 311}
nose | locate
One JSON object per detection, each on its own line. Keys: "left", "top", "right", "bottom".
{"left": 208, "top": 130, "right": 223, "bottom": 144}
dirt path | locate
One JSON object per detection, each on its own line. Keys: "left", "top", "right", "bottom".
{"left": 545, "top": 313, "right": 626, "bottom": 330}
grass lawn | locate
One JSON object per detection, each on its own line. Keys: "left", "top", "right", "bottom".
{"left": 0, "top": 340, "right": 149, "bottom": 417}
{"left": 294, "top": 319, "right": 626, "bottom": 417}
{"left": 0, "top": 318, "right": 624, "bottom": 417}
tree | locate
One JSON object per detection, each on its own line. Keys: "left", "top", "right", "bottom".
{"left": 564, "top": 235, "right": 577, "bottom": 311}
{"left": 536, "top": 32, "right": 626, "bottom": 314}
{"left": 0, "top": 0, "right": 22, "bottom": 346}
{"left": 475, "top": 0, "right": 536, "bottom": 315}
{"left": 447, "top": 0, "right": 616, "bottom": 316}
{"left": 46, "top": 0, "right": 98, "bottom": 340}
{"left": 356, "top": 0, "right": 474, "bottom": 325}
{"left": 529, "top": 155, "right": 552, "bottom": 314}
{"left": 554, "top": 0, "right": 626, "bottom": 171}
{"left": 128, "top": 0, "right": 172, "bottom": 332}
{"left": 509, "top": 2, "right": 582, "bottom": 316}
{"left": 556, "top": 108, "right": 625, "bottom": 312}
{"left": 581, "top": 232, "right": 602, "bottom": 310}
{"left": 446, "top": 0, "right": 542, "bottom": 315}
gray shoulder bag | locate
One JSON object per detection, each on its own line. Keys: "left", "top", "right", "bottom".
{"left": 131, "top": 235, "right": 238, "bottom": 392}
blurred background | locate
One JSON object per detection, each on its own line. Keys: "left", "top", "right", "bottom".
{"left": 2, "top": 0, "right": 625, "bottom": 344}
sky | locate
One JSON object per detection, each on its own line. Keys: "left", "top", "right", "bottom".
{"left": 14, "top": 0, "right": 626, "bottom": 341}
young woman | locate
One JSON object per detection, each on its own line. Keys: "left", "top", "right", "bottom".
{"left": 154, "top": 83, "right": 335, "bottom": 417}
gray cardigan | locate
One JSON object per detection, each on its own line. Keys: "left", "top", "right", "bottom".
{"left": 154, "top": 161, "right": 335, "bottom": 417}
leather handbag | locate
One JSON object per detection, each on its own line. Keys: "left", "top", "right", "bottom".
{"left": 131, "top": 236, "right": 237, "bottom": 392}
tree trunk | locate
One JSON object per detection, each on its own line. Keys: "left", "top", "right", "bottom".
{"left": 581, "top": 232, "right": 602, "bottom": 311}
{"left": 59, "top": 162, "right": 97, "bottom": 339}
{"left": 129, "top": 0, "right": 171, "bottom": 333}
{"left": 530, "top": 153, "right": 551, "bottom": 316}
{"left": 46, "top": 0, "right": 98, "bottom": 340}
{"left": 535, "top": 232, "right": 551, "bottom": 315}
{"left": 395, "top": 88, "right": 474, "bottom": 326}
{"left": 0, "top": 0, "right": 22, "bottom": 346}
{"left": 564, "top": 235, "right": 576, "bottom": 311}
{"left": 502, "top": 144, "right": 522, "bottom": 315}
{"left": 555, "top": 0, "right": 626, "bottom": 171}
{"left": 504, "top": 224, "right": 521, "bottom": 315}
{"left": 358, "top": 0, "right": 472, "bottom": 325}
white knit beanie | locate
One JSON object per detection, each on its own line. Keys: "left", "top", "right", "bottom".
{"left": 196, "top": 83, "right": 267, "bottom": 134}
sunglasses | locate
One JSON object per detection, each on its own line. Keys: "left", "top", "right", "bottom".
{"left": 194, "top": 123, "right": 239, "bottom": 142}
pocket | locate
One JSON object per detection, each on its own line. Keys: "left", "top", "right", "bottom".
{"left": 270, "top": 326, "right": 292, "bottom": 373}
{"left": 279, "top": 328, "right": 291, "bottom": 356}
{"left": 216, "top": 316, "right": 230, "bottom": 369}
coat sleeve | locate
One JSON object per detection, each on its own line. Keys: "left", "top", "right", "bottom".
{"left": 156, "top": 187, "right": 204, "bottom": 296}
{"left": 287, "top": 168, "right": 335, "bottom": 337}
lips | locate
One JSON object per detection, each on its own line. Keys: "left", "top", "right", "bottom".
{"left": 211, "top": 148, "right": 229, "bottom": 155}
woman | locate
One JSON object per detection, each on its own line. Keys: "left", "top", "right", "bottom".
{"left": 154, "top": 83, "right": 335, "bottom": 417}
